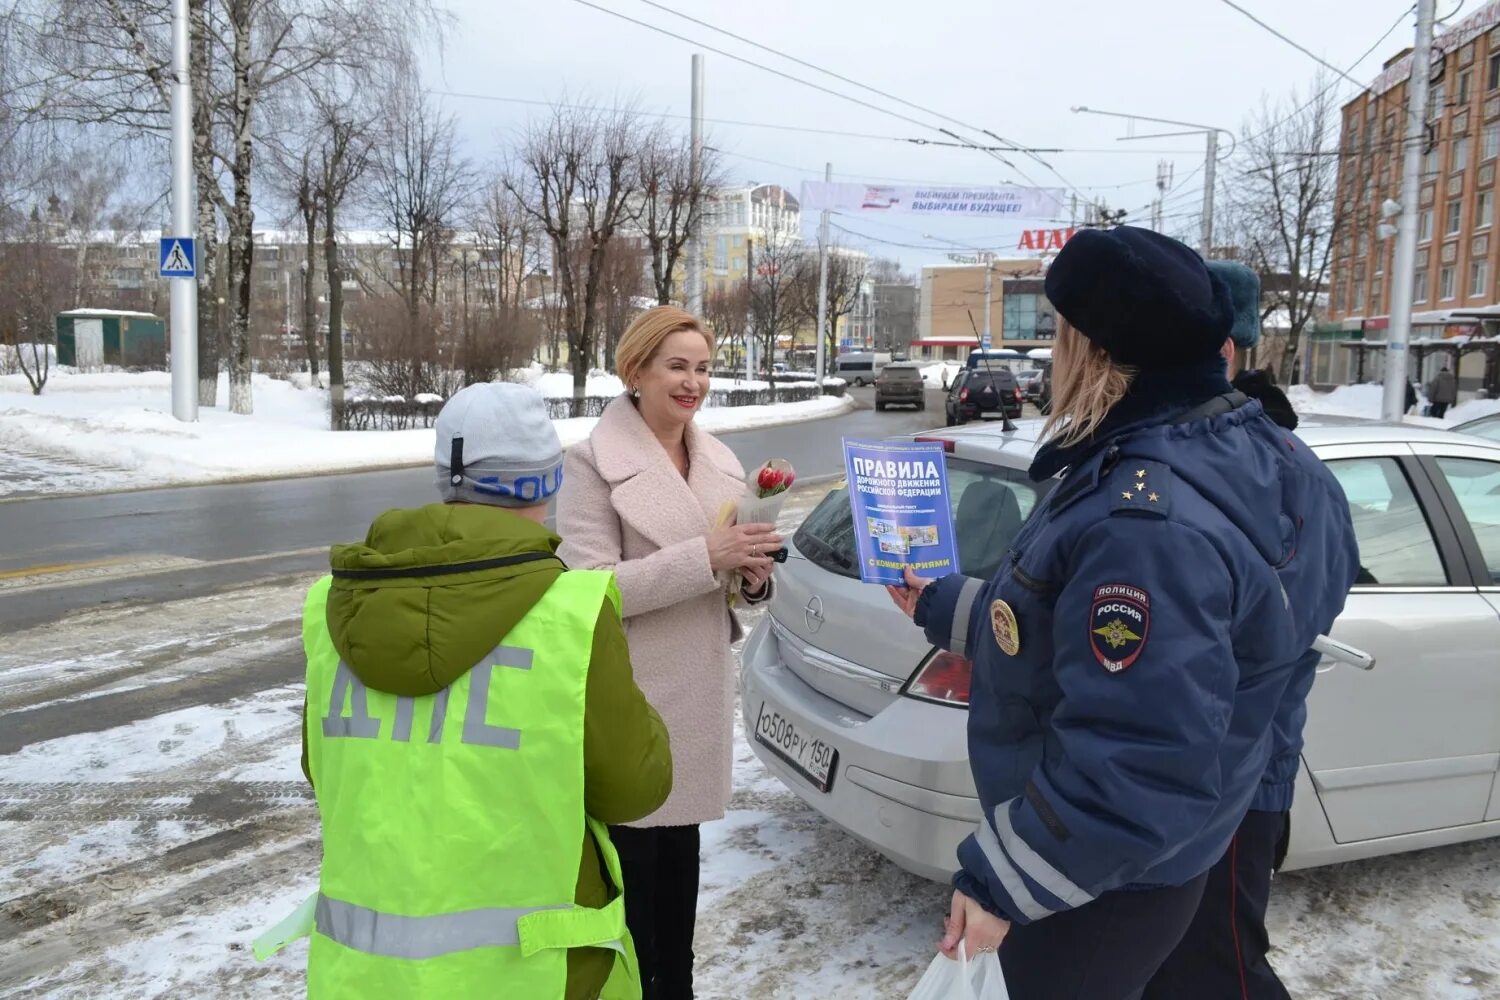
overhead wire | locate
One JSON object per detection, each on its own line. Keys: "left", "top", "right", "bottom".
{"left": 626, "top": 0, "right": 1086, "bottom": 197}
{"left": 1216, "top": 0, "right": 1375, "bottom": 89}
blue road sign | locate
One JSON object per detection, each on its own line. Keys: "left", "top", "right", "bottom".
{"left": 159, "top": 237, "right": 196, "bottom": 278}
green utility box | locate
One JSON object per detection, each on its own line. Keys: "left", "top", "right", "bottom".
{"left": 55, "top": 310, "right": 166, "bottom": 369}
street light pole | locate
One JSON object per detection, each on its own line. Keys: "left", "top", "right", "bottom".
{"left": 1071, "top": 106, "right": 1233, "bottom": 255}
{"left": 815, "top": 162, "right": 831, "bottom": 381}
{"left": 169, "top": 0, "right": 197, "bottom": 421}
{"left": 1384, "top": 0, "right": 1437, "bottom": 422}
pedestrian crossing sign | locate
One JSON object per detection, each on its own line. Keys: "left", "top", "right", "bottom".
{"left": 159, "top": 237, "right": 196, "bottom": 278}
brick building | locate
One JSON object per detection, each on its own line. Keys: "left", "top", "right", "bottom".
{"left": 1329, "top": 2, "right": 1500, "bottom": 396}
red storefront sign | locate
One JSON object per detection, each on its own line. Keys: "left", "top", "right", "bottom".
{"left": 1017, "top": 228, "right": 1077, "bottom": 251}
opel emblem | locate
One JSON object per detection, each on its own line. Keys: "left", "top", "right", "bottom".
{"left": 804, "top": 595, "right": 825, "bottom": 634}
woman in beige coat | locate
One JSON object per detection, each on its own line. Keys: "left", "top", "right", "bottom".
{"left": 557, "top": 306, "right": 781, "bottom": 1000}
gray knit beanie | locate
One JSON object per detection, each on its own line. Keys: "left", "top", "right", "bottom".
{"left": 434, "top": 382, "right": 563, "bottom": 507}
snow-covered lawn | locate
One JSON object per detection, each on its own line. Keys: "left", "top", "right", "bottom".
{"left": 1290, "top": 382, "right": 1500, "bottom": 426}
{"left": 0, "top": 370, "right": 855, "bottom": 496}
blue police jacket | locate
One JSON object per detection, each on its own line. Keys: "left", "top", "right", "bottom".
{"left": 915, "top": 361, "right": 1359, "bottom": 925}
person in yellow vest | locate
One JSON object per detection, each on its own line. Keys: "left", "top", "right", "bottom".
{"left": 256, "top": 381, "right": 672, "bottom": 1000}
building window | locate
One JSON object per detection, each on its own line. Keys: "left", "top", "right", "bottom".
{"left": 1414, "top": 267, "right": 1429, "bottom": 303}
{"left": 1430, "top": 80, "right": 1447, "bottom": 119}
{"left": 1002, "top": 293, "right": 1040, "bottom": 340}
{"left": 1447, "top": 199, "right": 1464, "bottom": 234}
{"left": 1354, "top": 278, "right": 1366, "bottom": 309}
{"left": 1441, "top": 265, "right": 1457, "bottom": 299}
{"left": 1459, "top": 70, "right": 1473, "bottom": 106}
{"left": 1480, "top": 191, "right": 1495, "bottom": 229}
{"left": 1424, "top": 144, "right": 1440, "bottom": 176}
{"left": 1490, "top": 51, "right": 1500, "bottom": 90}
{"left": 1455, "top": 135, "right": 1471, "bottom": 172}
{"left": 1372, "top": 276, "right": 1384, "bottom": 308}
{"left": 1486, "top": 125, "right": 1500, "bottom": 161}
{"left": 1420, "top": 208, "right": 1435, "bottom": 242}
{"left": 714, "top": 236, "right": 728, "bottom": 272}
{"left": 1472, "top": 258, "right": 1490, "bottom": 297}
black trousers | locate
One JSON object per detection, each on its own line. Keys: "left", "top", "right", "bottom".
{"left": 1142, "top": 809, "right": 1292, "bottom": 1000}
{"left": 1431, "top": 401, "right": 1451, "bottom": 419}
{"left": 1000, "top": 872, "right": 1209, "bottom": 1000}
{"left": 609, "top": 824, "right": 700, "bottom": 1000}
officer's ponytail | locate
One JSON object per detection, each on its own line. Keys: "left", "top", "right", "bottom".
{"left": 1043, "top": 319, "right": 1134, "bottom": 447}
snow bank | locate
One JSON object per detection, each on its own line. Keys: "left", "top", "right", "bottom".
{"left": 921, "top": 363, "right": 959, "bottom": 389}
{"left": 1289, "top": 383, "right": 1500, "bottom": 428}
{"left": 0, "top": 371, "right": 855, "bottom": 493}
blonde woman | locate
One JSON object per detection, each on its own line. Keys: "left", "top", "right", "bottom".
{"left": 558, "top": 305, "right": 780, "bottom": 999}
{"left": 887, "top": 227, "right": 1359, "bottom": 999}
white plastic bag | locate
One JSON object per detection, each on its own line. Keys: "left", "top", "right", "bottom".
{"left": 907, "top": 942, "right": 1010, "bottom": 1000}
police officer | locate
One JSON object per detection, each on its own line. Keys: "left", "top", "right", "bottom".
{"left": 256, "top": 382, "right": 672, "bottom": 999}
{"left": 887, "top": 227, "right": 1359, "bottom": 999}
{"left": 1142, "top": 263, "right": 1333, "bottom": 999}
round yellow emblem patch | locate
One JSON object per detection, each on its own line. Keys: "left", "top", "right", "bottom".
{"left": 990, "top": 600, "right": 1021, "bottom": 657}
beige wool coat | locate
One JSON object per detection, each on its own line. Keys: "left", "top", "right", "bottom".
{"left": 558, "top": 395, "right": 763, "bottom": 828}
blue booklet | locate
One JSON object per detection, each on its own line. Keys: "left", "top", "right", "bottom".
{"left": 842, "top": 439, "right": 960, "bottom": 586}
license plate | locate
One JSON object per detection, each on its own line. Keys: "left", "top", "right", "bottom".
{"left": 754, "top": 702, "right": 839, "bottom": 792}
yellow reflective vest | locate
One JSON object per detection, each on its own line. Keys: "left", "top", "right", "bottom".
{"left": 261, "top": 570, "right": 640, "bottom": 1000}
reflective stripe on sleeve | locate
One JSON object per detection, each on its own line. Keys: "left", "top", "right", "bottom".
{"left": 991, "top": 798, "right": 1095, "bottom": 908}
{"left": 314, "top": 895, "right": 568, "bottom": 960}
{"left": 949, "top": 576, "right": 985, "bottom": 657}
{"left": 973, "top": 817, "right": 1052, "bottom": 922}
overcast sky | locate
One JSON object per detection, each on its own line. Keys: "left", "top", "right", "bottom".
{"left": 421, "top": 0, "right": 1427, "bottom": 271}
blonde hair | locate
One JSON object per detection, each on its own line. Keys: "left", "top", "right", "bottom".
{"left": 615, "top": 305, "right": 715, "bottom": 391}
{"left": 1042, "top": 318, "right": 1135, "bottom": 446}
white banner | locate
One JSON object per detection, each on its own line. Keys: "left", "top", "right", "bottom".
{"left": 799, "top": 181, "right": 1065, "bottom": 221}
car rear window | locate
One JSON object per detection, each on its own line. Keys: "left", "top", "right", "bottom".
{"left": 882, "top": 367, "right": 922, "bottom": 381}
{"left": 794, "top": 457, "right": 1052, "bottom": 581}
{"left": 965, "top": 371, "right": 1017, "bottom": 390}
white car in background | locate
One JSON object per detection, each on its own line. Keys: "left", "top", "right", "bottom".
{"left": 741, "top": 416, "right": 1500, "bottom": 881}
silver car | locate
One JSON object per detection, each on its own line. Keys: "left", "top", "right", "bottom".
{"left": 741, "top": 417, "right": 1500, "bottom": 881}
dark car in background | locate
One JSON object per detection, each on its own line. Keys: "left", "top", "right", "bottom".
{"left": 944, "top": 367, "right": 1022, "bottom": 426}
{"left": 874, "top": 363, "right": 925, "bottom": 412}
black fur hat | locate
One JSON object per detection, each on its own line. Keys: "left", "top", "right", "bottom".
{"left": 1044, "top": 226, "right": 1234, "bottom": 369}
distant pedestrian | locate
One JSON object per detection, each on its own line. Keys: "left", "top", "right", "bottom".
{"left": 1209, "top": 261, "right": 1300, "bottom": 431}
{"left": 559, "top": 305, "right": 781, "bottom": 999}
{"left": 1406, "top": 377, "right": 1418, "bottom": 416}
{"left": 886, "top": 227, "right": 1359, "bottom": 1000}
{"left": 1428, "top": 363, "right": 1458, "bottom": 419}
{"left": 262, "top": 381, "right": 673, "bottom": 999}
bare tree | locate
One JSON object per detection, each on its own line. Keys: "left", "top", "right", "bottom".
{"left": 368, "top": 79, "right": 472, "bottom": 394}
{"left": 506, "top": 102, "right": 648, "bottom": 414}
{"left": 598, "top": 237, "right": 648, "bottom": 371}
{"left": 704, "top": 282, "right": 749, "bottom": 369}
{"left": 636, "top": 126, "right": 721, "bottom": 306}
{"left": 23, "top": 0, "right": 443, "bottom": 412}
{"left": 1222, "top": 78, "right": 1340, "bottom": 384}
{"left": 0, "top": 206, "right": 74, "bottom": 393}
{"left": 749, "top": 228, "right": 809, "bottom": 396}
{"left": 798, "top": 246, "right": 867, "bottom": 364}
{"left": 475, "top": 177, "right": 545, "bottom": 313}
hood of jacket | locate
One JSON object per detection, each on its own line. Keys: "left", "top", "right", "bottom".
{"left": 326, "top": 503, "right": 565, "bottom": 696}
{"left": 1033, "top": 357, "right": 1299, "bottom": 567}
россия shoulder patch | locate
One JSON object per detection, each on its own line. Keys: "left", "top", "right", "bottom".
{"left": 1090, "top": 584, "right": 1150, "bottom": 673}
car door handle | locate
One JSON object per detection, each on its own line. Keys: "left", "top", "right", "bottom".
{"left": 1313, "top": 634, "right": 1376, "bottom": 671}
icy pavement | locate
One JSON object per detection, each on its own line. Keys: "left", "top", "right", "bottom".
{"left": 1, "top": 486, "right": 1498, "bottom": 998}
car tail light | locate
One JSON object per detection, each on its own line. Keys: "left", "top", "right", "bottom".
{"left": 959, "top": 388, "right": 969, "bottom": 402}
{"left": 906, "top": 650, "right": 972, "bottom": 706}
{"left": 1014, "top": 388, "right": 1022, "bottom": 402}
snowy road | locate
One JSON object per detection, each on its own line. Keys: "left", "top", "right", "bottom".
{"left": 2, "top": 486, "right": 1498, "bottom": 998}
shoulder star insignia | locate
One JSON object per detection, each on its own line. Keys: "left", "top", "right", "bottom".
{"left": 1148, "top": 492, "right": 1160, "bottom": 502}
{"left": 1135, "top": 482, "right": 1146, "bottom": 491}
{"left": 1121, "top": 490, "right": 1134, "bottom": 500}
{"left": 1135, "top": 468, "right": 1147, "bottom": 479}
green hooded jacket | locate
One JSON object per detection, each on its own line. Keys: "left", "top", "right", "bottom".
{"left": 301, "top": 502, "right": 671, "bottom": 1000}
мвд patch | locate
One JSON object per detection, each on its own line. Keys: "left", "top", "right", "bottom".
{"left": 1090, "top": 584, "right": 1150, "bottom": 673}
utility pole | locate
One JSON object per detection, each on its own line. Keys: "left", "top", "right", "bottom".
{"left": 686, "top": 54, "right": 705, "bottom": 316}
{"left": 744, "top": 235, "right": 755, "bottom": 382}
{"left": 1384, "top": 0, "right": 1436, "bottom": 422}
{"left": 982, "top": 259, "right": 993, "bottom": 351}
{"left": 169, "top": 0, "right": 197, "bottom": 421}
{"left": 815, "top": 162, "right": 831, "bottom": 381}
{"left": 1201, "top": 131, "right": 1220, "bottom": 256}
{"left": 1152, "top": 160, "right": 1172, "bottom": 232}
